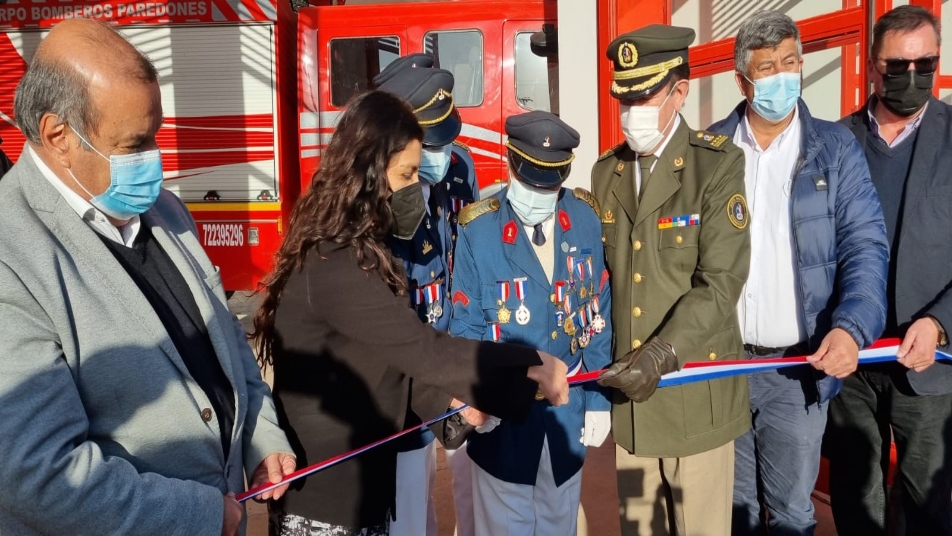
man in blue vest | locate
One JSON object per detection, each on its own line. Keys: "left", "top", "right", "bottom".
{"left": 451, "top": 111, "right": 612, "bottom": 535}
{"left": 375, "top": 53, "right": 479, "bottom": 536}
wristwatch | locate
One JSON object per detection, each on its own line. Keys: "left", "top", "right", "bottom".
{"left": 928, "top": 316, "right": 948, "bottom": 347}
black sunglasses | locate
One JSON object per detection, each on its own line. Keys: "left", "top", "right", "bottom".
{"left": 879, "top": 55, "right": 940, "bottom": 76}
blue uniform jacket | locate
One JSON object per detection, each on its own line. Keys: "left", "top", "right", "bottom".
{"left": 387, "top": 146, "right": 479, "bottom": 450}
{"left": 450, "top": 188, "right": 612, "bottom": 486}
{"left": 709, "top": 99, "right": 888, "bottom": 402}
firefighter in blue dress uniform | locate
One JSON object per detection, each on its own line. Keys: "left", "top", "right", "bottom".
{"left": 375, "top": 53, "right": 479, "bottom": 536}
{"left": 450, "top": 111, "right": 613, "bottom": 535}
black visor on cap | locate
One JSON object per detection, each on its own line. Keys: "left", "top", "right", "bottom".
{"left": 509, "top": 152, "right": 570, "bottom": 189}
{"left": 422, "top": 106, "right": 462, "bottom": 147}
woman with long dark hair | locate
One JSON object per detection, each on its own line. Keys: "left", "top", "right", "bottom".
{"left": 253, "top": 90, "right": 569, "bottom": 536}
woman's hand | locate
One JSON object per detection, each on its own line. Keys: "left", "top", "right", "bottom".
{"left": 527, "top": 351, "right": 569, "bottom": 406}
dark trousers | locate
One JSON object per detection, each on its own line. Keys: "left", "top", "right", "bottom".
{"left": 825, "top": 365, "right": 952, "bottom": 536}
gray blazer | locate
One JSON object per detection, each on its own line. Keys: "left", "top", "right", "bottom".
{"left": 0, "top": 149, "right": 291, "bottom": 534}
{"left": 841, "top": 97, "right": 952, "bottom": 396}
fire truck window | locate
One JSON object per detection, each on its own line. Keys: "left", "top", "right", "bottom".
{"left": 514, "top": 32, "right": 559, "bottom": 115}
{"left": 329, "top": 36, "right": 400, "bottom": 107}
{"left": 423, "top": 30, "right": 484, "bottom": 106}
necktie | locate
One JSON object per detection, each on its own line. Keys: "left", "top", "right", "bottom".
{"left": 532, "top": 223, "right": 546, "bottom": 246}
{"left": 639, "top": 154, "right": 656, "bottom": 199}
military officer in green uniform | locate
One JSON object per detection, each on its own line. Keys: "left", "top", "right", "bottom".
{"left": 592, "top": 25, "right": 752, "bottom": 536}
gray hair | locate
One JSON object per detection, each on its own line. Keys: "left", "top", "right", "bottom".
{"left": 734, "top": 10, "right": 803, "bottom": 74}
{"left": 13, "top": 24, "right": 158, "bottom": 145}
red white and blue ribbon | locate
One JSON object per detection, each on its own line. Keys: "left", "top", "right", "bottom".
{"left": 425, "top": 283, "right": 439, "bottom": 306}
{"left": 237, "top": 339, "right": 950, "bottom": 502}
{"left": 490, "top": 323, "right": 502, "bottom": 342}
{"left": 413, "top": 288, "right": 425, "bottom": 306}
{"left": 514, "top": 277, "right": 527, "bottom": 301}
{"left": 555, "top": 281, "right": 566, "bottom": 303}
{"left": 497, "top": 280, "right": 510, "bottom": 302}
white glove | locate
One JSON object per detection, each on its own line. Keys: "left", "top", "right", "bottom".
{"left": 476, "top": 416, "right": 501, "bottom": 434}
{"left": 580, "top": 411, "right": 611, "bottom": 447}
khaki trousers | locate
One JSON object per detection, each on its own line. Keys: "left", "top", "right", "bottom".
{"left": 615, "top": 441, "right": 734, "bottom": 536}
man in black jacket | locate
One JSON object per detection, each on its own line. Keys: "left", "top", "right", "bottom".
{"left": 828, "top": 6, "right": 952, "bottom": 535}
{"left": 0, "top": 136, "right": 12, "bottom": 178}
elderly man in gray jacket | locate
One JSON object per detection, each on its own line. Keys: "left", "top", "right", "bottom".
{"left": 0, "top": 19, "right": 293, "bottom": 535}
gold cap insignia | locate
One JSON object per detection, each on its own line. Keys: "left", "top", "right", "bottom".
{"left": 619, "top": 42, "right": 638, "bottom": 69}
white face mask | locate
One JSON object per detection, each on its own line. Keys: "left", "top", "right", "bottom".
{"left": 620, "top": 84, "right": 679, "bottom": 155}
{"left": 506, "top": 171, "right": 558, "bottom": 226}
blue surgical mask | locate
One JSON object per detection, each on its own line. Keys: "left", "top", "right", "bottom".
{"left": 506, "top": 172, "right": 558, "bottom": 226}
{"left": 419, "top": 145, "right": 452, "bottom": 185}
{"left": 68, "top": 126, "right": 164, "bottom": 220}
{"left": 746, "top": 71, "right": 800, "bottom": 123}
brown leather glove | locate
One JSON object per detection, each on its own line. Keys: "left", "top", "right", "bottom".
{"left": 598, "top": 337, "right": 678, "bottom": 402}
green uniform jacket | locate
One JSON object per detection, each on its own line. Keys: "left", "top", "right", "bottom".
{"left": 591, "top": 118, "right": 751, "bottom": 457}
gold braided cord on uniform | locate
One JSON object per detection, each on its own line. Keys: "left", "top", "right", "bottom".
{"left": 611, "top": 70, "right": 668, "bottom": 95}
{"left": 505, "top": 141, "right": 575, "bottom": 168}
{"left": 613, "top": 56, "right": 684, "bottom": 80}
{"left": 414, "top": 89, "right": 456, "bottom": 126}
{"left": 572, "top": 187, "right": 601, "bottom": 218}
{"left": 458, "top": 197, "right": 500, "bottom": 226}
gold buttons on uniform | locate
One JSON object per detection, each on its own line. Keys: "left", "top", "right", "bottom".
{"left": 430, "top": 270, "right": 436, "bottom": 278}
{"left": 633, "top": 240, "right": 642, "bottom": 251}
{"left": 551, "top": 331, "right": 558, "bottom": 340}
{"left": 633, "top": 273, "right": 643, "bottom": 283}
{"left": 709, "top": 352, "right": 717, "bottom": 361}
{"left": 675, "top": 235, "right": 683, "bottom": 244}
{"left": 550, "top": 293, "right": 556, "bottom": 303}
{"left": 632, "top": 307, "right": 642, "bottom": 317}
{"left": 201, "top": 408, "right": 213, "bottom": 422}
{"left": 632, "top": 339, "right": 642, "bottom": 349}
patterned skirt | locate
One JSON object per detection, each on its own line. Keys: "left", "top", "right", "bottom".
{"left": 269, "top": 512, "right": 390, "bottom": 536}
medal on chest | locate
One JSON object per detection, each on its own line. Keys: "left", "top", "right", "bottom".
{"left": 591, "top": 296, "right": 605, "bottom": 333}
{"left": 496, "top": 280, "right": 511, "bottom": 324}
{"left": 513, "top": 277, "right": 530, "bottom": 325}
{"left": 424, "top": 283, "right": 442, "bottom": 323}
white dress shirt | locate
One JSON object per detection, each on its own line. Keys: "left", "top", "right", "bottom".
{"left": 635, "top": 115, "right": 681, "bottom": 195}
{"left": 30, "top": 146, "right": 140, "bottom": 246}
{"left": 733, "top": 108, "right": 807, "bottom": 347}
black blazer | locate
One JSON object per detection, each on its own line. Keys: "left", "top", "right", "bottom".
{"left": 270, "top": 241, "right": 541, "bottom": 528}
{"left": 840, "top": 97, "right": 952, "bottom": 395}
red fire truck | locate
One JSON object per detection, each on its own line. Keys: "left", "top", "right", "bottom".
{"left": 0, "top": 0, "right": 947, "bottom": 299}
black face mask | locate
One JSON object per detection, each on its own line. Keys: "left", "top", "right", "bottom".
{"left": 388, "top": 182, "right": 426, "bottom": 240}
{"left": 879, "top": 70, "right": 933, "bottom": 117}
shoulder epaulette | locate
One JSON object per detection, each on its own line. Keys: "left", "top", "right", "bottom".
{"left": 596, "top": 142, "right": 626, "bottom": 162}
{"left": 452, "top": 140, "right": 471, "bottom": 153}
{"left": 458, "top": 198, "right": 499, "bottom": 226}
{"left": 690, "top": 130, "right": 731, "bottom": 151}
{"left": 572, "top": 187, "right": 601, "bottom": 218}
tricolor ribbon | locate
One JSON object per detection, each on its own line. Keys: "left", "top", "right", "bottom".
{"left": 586, "top": 258, "right": 594, "bottom": 280}
{"left": 565, "top": 339, "right": 952, "bottom": 387}
{"left": 514, "top": 277, "right": 527, "bottom": 301}
{"left": 413, "top": 288, "right": 425, "bottom": 306}
{"left": 576, "top": 261, "right": 585, "bottom": 281}
{"left": 490, "top": 322, "right": 502, "bottom": 342}
{"left": 566, "top": 256, "right": 575, "bottom": 280}
{"left": 555, "top": 281, "right": 566, "bottom": 303}
{"left": 238, "top": 339, "right": 950, "bottom": 503}
{"left": 497, "top": 280, "right": 510, "bottom": 302}
{"left": 424, "top": 284, "right": 438, "bottom": 306}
